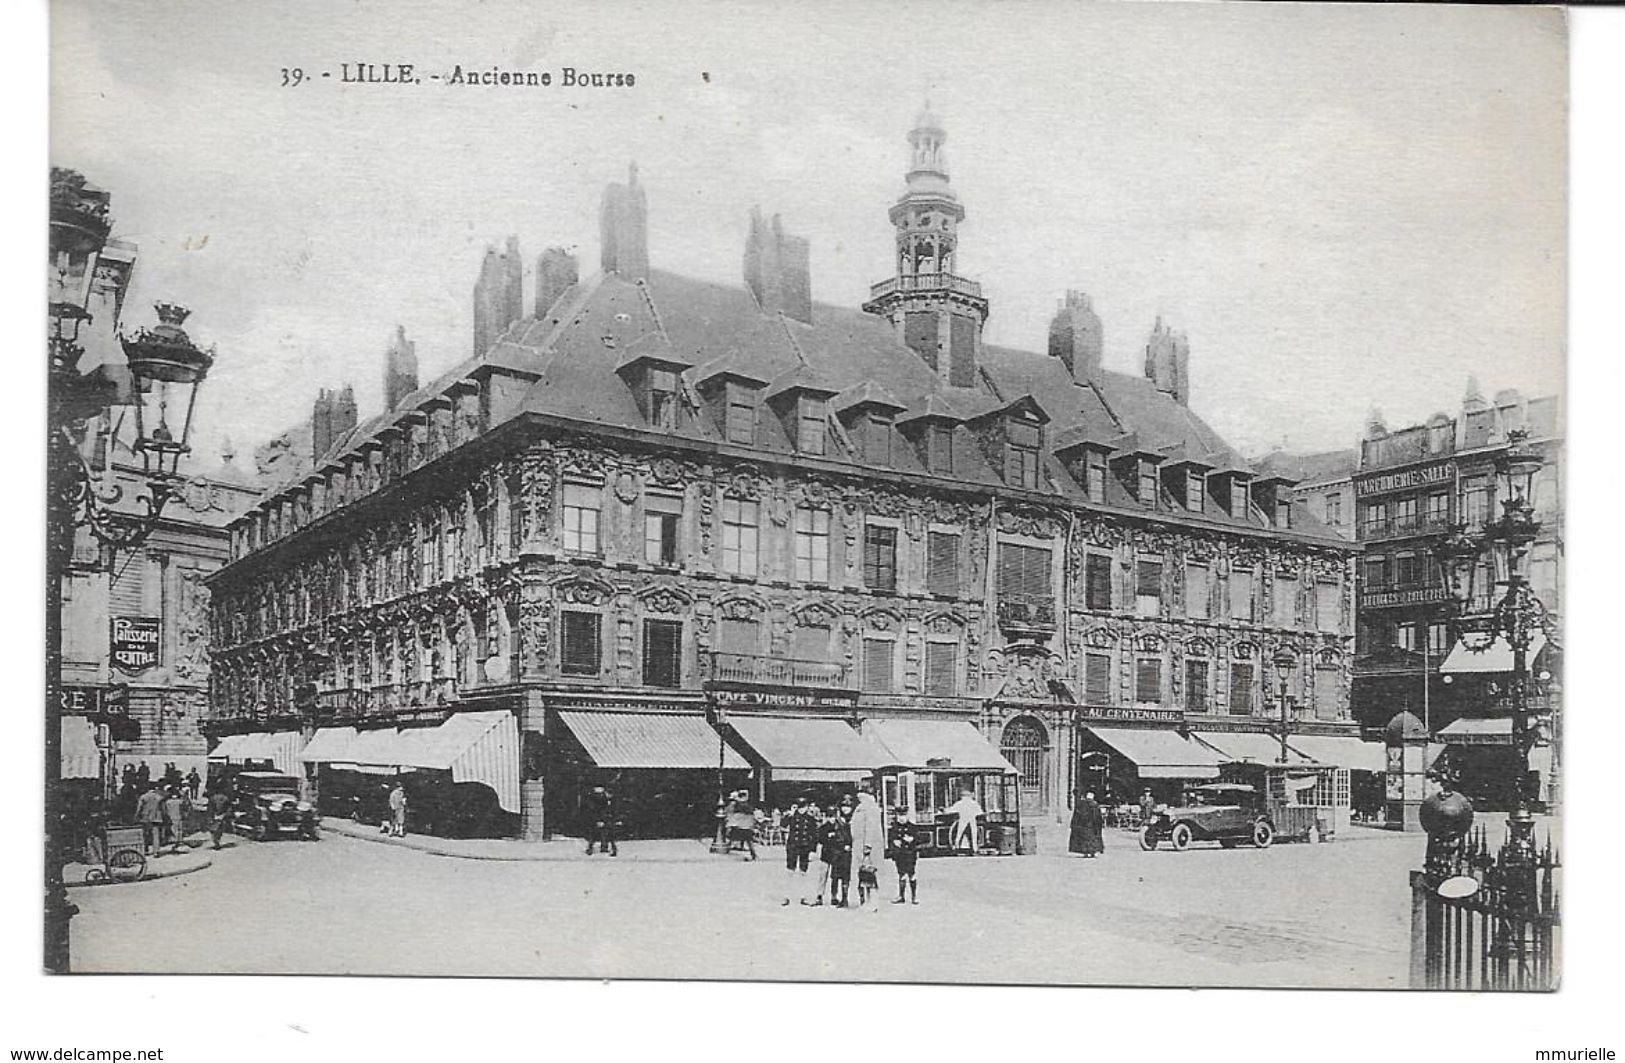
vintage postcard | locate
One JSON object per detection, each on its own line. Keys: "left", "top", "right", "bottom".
{"left": 45, "top": 0, "right": 1564, "bottom": 993}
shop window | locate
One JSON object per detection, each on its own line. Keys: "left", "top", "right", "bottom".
{"left": 927, "top": 531, "right": 960, "bottom": 596}
{"left": 721, "top": 498, "right": 759, "bottom": 576}
{"left": 864, "top": 524, "right": 897, "bottom": 591}
{"left": 1228, "top": 663, "right": 1255, "bottom": 715}
{"left": 862, "top": 637, "right": 895, "bottom": 692}
{"left": 1186, "top": 659, "right": 1210, "bottom": 712}
{"left": 1230, "top": 568, "right": 1254, "bottom": 622}
{"left": 1135, "top": 559, "right": 1162, "bottom": 617}
{"left": 1084, "top": 554, "right": 1112, "bottom": 611}
{"left": 561, "top": 612, "right": 601, "bottom": 676}
{"left": 1186, "top": 562, "right": 1211, "bottom": 620}
{"left": 794, "top": 507, "right": 831, "bottom": 583}
{"left": 642, "top": 619, "right": 683, "bottom": 688}
{"left": 925, "top": 642, "right": 957, "bottom": 696}
{"left": 1084, "top": 653, "right": 1112, "bottom": 705}
{"left": 562, "top": 483, "right": 601, "bottom": 557}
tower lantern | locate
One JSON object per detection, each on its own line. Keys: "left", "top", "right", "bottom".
{"left": 864, "top": 104, "right": 989, "bottom": 388}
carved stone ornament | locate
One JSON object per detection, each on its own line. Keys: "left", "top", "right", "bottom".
{"left": 613, "top": 469, "right": 639, "bottom": 505}
{"left": 561, "top": 447, "right": 606, "bottom": 481}
{"left": 996, "top": 504, "right": 1060, "bottom": 539}
{"left": 715, "top": 594, "right": 766, "bottom": 621}
{"left": 648, "top": 457, "right": 688, "bottom": 488}
{"left": 1080, "top": 623, "right": 1117, "bottom": 649}
{"left": 1233, "top": 639, "right": 1259, "bottom": 660}
{"left": 638, "top": 584, "right": 690, "bottom": 615}
{"left": 1079, "top": 517, "right": 1127, "bottom": 548}
{"left": 556, "top": 577, "right": 612, "bottom": 607}
{"left": 1133, "top": 630, "right": 1168, "bottom": 653}
{"left": 924, "top": 612, "right": 965, "bottom": 636}
{"left": 721, "top": 470, "right": 760, "bottom": 501}
{"left": 1186, "top": 635, "right": 1215, "bottom": 658}
{"left": 862, "top": 608, "right": 901, "bottom": 633}
{"left": 791, "top": 600, "right": 841, "bottom": 628}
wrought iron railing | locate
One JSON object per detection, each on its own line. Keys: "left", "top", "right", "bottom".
{"left": 703, "top": 652, "right": 850, "bottom": 688}
{"left": 1411, "top": 823, "right": 1560, "bottom": 990}
{"left": 996, "top": 594, "right": 1057, "bottom": 635}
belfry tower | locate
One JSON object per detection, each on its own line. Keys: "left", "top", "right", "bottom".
{"left": 863, "top": 104, "right": 989, "bottom": 387}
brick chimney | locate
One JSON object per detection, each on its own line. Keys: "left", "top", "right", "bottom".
{"left": 600, "top": 162, "right": 649, "bottom": 281}
{"left": 1143, "top": 316, "right": 1189, "bottom": 406}
{"left": 1048, "top": 290, "right": 1102, "bottom": 382}
{"left": 384, "top": 325, "right": 419, "bottom": 409}
{"left": 311, "top": 389, "right": 335, "bottom": 463}
{"left": 535, "top": 247, "right": 580, "bottom": 320}
{"left": 743, "top": 207, "right": 813, "bottom": 325}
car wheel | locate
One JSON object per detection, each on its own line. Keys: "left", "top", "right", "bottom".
{"left": 1138, "top": 828, "right": 1158, "bottom": 851}
{"left": 1170, "top": 823, "right": 1194, "bottom": 851}
{"left": 1252, "top": 820, "right": 1275, "bottom": 848}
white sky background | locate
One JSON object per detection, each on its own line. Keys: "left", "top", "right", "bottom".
{"left": 50, "top": 0, "right": 1566, "bottom": 466}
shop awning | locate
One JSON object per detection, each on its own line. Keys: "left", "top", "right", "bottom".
{"left": 399, "top": 711, "right": 521, "bottom": 814}
{"left": 865, "top": 719, "right": 1018, "bottom": 774}
{"left": 1438, "top": 717, "right": 1514, "bottom": 745}
{"left": 1439, "top": 633, "right": 1547, "bottom": 675}
{"left": 557, "top": 711, "right": 747, "bottom": 770}
{"left": 61, "top": 716, "right": 100, "bottom": 780}
{"left": 341, "top": 727, "right": 403, "bottom": 773}
{"left": 1286, "top": 735, "right": 1388, "bottom": 773}
{"left": 1192, "top": 730, "right": 1316, "bottom": 767}
{"left": 726, "top": 715, "right": 896, "bottom": 780}
{"left": 1082, "top": 726, "right": 1224, "bottom": 780}
{"left": 208, "top": 733, "right": 249, "bottom": 760}
{"left": 299, "top": 726, "right": 358, "bottom": 764}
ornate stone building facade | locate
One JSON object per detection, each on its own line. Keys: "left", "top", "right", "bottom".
{"left": 207, "top": 108, "right": 1360, "bottom": 839}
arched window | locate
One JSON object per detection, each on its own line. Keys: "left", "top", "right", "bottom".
{"left": 1000, "top": 716, "right": 1048, "bottom": 794}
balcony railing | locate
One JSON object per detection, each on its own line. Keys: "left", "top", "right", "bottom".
{"left": 1358, "top": 516, "right": 1455, "bottom": 542}
{"left": 866, "top": 272, "right": 985, "bottom": 303}
{"left": 704, "top": 652, "right": 850, "bottom": 689}
{"left": 996, "top": 594, "right": 1058, "bottom": 637}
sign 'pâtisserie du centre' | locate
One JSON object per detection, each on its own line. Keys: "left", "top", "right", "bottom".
{"left": 109, "top": 616, "right": 160, "bottom": 673}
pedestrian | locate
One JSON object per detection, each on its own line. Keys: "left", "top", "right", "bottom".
{"left": 887, "top": 807, "right": 924, "bottom": 905}
{"left": 584, "top": 784, "right": 618, "bottom": 856}
{"left": 1138, "top": 787, "right": 1157, "bottom": 826}
{"left": 725, "top": 790, "right": 757, "bottom": 860}
{"left": 1069, "top": 791, "right": 1105, "bottom": 857}
{"left": 388, "top": 781, "right": 408, "bottom": 837}
{"left": 848, "top": 786, "right": 886, "bottom": 909}
{"left": 818, "top": 804, "right": 852, "bottom": 907}
{"left": 185, "top": 768, "right": 201, "bottom": 802}
{"left": 782, "top": 796, "right": 820, "bottom": 906}
{"left": 207, "top": 786, "right": 232, "bottom": 850}
{"left": 135, "top": 760, "right": 151, "bottom": 791}
{"left": 161, "top": 785, "right": 189, "bottom": 855}
{"left": 135, "top": 783, "right": 164, "bottom": 855}
{"left": 947, "top": 786, "right": 984, "bottom": 856}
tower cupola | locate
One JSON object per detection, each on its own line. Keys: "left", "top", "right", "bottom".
{"left": 864, "top": 104, "right": 989, "bottom": 388}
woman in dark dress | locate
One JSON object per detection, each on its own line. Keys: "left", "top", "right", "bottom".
{"left": 1068, "top": 791, "right": 1106, "bottom": 857}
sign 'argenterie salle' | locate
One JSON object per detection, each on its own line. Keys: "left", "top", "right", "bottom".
{"left": 110, "top": 616, "right": 161, "bottom": 673}
{"left": 1354, "top": 461, "right": 1456, "bottom": 498}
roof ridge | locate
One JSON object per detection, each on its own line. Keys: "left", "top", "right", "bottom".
{"left": 634, "top": 277, "right": 674, "bottom": 348}
{"left": 778, "top": 311, "right": 811, "bottom": 368}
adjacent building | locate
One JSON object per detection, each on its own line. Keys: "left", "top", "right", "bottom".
{"left": 1349, "top": 382, "right": 1562, "bottom": 809}
{"left": 205, "top": 108, "right": 1362, "bottom": 842}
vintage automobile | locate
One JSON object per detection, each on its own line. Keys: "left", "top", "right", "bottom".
{"left": 1138, "top": 782, "right": 1274, "bottom": 851}
{"left": 231, "top": 771, "right": 320, "bottom": 841}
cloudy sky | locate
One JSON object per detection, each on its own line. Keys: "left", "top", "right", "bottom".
{"left": 51, "top": 0, "right": 1565, "bottom": 468}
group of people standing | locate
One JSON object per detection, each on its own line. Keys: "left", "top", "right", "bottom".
{"left": 778, "top": 787, "right": 925, "bottom": 909}
{"left": 114, "top": 761, "right": 200, "bottom": 822}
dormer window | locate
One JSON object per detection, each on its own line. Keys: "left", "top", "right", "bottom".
{"left": 648, "top": 368, "right": 677, "bottom": 430}
{"left": 1084, "top": 451, "right": 1107, "bottom": 501}
{"left": 1006, "top": 418, "right": 1041, "bottom": 489}
{"left": 927, "top": 423, "right": 954, "bottom": 474}
{"left": 1186, "top": 471, "right": 1205, "bottom": 513}
{"left": 1138, "top": 460, "right": 1159, "bottom": 505}
{"left": 725, "top": 382, "right": 757, "bottom": 445}
{"left": 796, "top": 396, "right": 827, "bottom": 455}
{"left": 865, "top": 412, "right": 895, "bottom": 465}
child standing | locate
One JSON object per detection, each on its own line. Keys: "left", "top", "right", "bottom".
{"left": 818, "top": 804, "right": 852, "bottom": 907}
{"left": 888, "top": 807, "right": 924, "bottom": 904}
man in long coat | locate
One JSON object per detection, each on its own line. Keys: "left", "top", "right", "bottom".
{"left": 847, "top": 789, "right": 886, "bottom": 908}
{"left": 134, "top": 783, "right": 164, "bottom": 855}
{"left": 1069, "top": 791, "right": 1105, "bottom": 857}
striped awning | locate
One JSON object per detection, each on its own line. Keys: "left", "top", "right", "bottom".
{"left": 299, "top": 726, "right": 359, "bottom": 764}
{"left": 1287, "top": 735, "right": 1388, "bottom": 772}
{"left": 864, "top": 719, "right": 1018, "bottom": 774}
{"left": 727, "top": 715, "right": 896, "bottom": 779}
{"left": 1439, "top": 633, "right": 1547, "bottom": 675}
{"left": 556, "top": 711, "right": 747, "bottom": 770}
{"left": 1192, "top": 730, "right": 1316, "bottom": 767}
{"left": 332, "top": 714, "right": 521, "bottom": 812}
{"left": 1438, "top": 717, "right": 1514, "bottom": 746}
{"left": 61, "top": 716, "right": 101, "bottom": 780}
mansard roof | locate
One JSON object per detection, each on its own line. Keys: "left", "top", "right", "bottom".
{"left": 241, "top": 267, "right": 1346, "bottom": 545}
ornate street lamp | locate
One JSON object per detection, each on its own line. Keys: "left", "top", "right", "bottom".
{"left": 1271, "top": 646, "right": 1297, "bottom": 765}
{"left": 1430, "top": 427, "right": 1554, "bottom": 825}
{"left": 46, "top": 167, "right": 216, "bottom": 973}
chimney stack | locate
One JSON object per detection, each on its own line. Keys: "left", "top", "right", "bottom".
{"left": 335, "top": 385, "right": 357, "bottom": 438}
{"left": 1143, "top": 317, "right": 1190, "bottom": 406}
{"left": 535, "top": 247, "right": 580, "bottom": 320}
{"left": 312, "top": 389, "right": 335, "bottom": 463}
{"left": 385, "top": 325, "right": 419, "bottom": 410}
{"left": 1048, "top": 289, "right": 1103, "bottom": 382}
{"left": 743, "top": 207, "right": 813, "bottom": 325}
{"left": 473, "top": 238, "right": 524, "bottom": 357}
{"left": 600, "top": 162, "right": 649, "bottom": 281}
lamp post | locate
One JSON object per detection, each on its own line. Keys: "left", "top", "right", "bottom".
{"left": 1431, "top": 427, "right": 1551, "bottom": 824}
{"left": 46, "top": 168, "right": 215, "bottom": 972}
{"left": 1271, "top": 646, "right": 1297, "bottom": 765}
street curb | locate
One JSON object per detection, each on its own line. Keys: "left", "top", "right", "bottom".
{"left": 65, "top": 854, "right": 213, "bottom": 889}
{"left": 320, "top": 818, "right": 727, "bottom": 864}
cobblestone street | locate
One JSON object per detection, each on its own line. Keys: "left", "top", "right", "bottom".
{"left": 71, "top": 823, "right": 1426, "bottom": 987}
